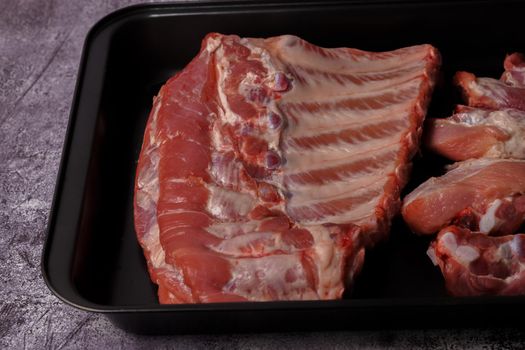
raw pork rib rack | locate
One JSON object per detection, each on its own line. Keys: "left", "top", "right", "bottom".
{"left": 134, "top": 33, "right": 440, "bottom": 303}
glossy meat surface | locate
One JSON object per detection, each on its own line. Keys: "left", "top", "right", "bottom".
{"left": 429, "top": 226, "right": 525, "bottom": 296}
{"left": 425, "top": 106, "right": 525, "bottom": 161}
{"left": 134, "top": 33, "right": 440, "bottom": 303}
{"left": 455, "top": 53, "right": 525, "bottom": 111}
{"left": 402, "top": 159, "right": 525, "bottom": 235}
{"left": 501, "top": 53, "right": 525, "bottom": 87}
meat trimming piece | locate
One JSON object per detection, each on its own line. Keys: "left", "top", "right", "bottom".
{"left": 425, "top": 106, "right": 525, "bottom": 161}
{"left": 409, "top": 52, "right": 525, "bottom": 297}
{"left": 402, "top": 158, "right": 525, "bottom": 236}
{"left": 429, "top": 226, "right": 525, "bottom": 296}
{"left": 425, "top": 52, "right": 525, "bottom": 162}
{"left": 134, "top": 33, "right": 440, "bottom": 303}
{"left": 455, "top": 53, "right": 525, "bottom": 111}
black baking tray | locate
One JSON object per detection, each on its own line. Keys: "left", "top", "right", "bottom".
{"left": 42, "top": 0, "right": 525, "bottom": 334}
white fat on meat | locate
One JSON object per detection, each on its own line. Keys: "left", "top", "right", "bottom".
{"left": 497, "top": 235, "right": 524, "bottom": 262}
{"left": 307, "top": 225, "right": 353, "bottom": 298}
{"left": 486, "top": 110, "right": 525, "bottom": 159}
{"left": 454, "top": 108, "right": 525, "bottom": 158}
{"left": 477, "top": 195, "right": 524, "bottom": 234}
{"left": 206, "top": 185, "right": 256, "bottom": 220}
{"left": 478, "top": 199, "right": 503, "bottom": 233}
{"left": 210, "top": 231, "right": 293, "bottom": 257}
{"left": 206, "top": 220, "right": 261, "bottom": 240}
{"left": 510, "top": 234, "right": 524, "bottom": 257}
{"left": 426, "top": 245, "right": 438, "bottom": 266}
{"left": 215, "top": 46, "right": 242, "bottom": 125}
{"left": 224, "top": 253, "right": 319, "bottom": 301}
{"left": 223, "top": 224, "right": 352, "bottom": 300}
{"left": 440, "top": 231, "right": 480, "bottom": 265}
{"left": 467, "top": 77, "right": 507, "bottom": 103}
{"left": 497, "top": 236, "right": 525, "bottom": 283}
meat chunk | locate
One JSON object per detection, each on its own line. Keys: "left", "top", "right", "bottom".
{"left": 501, "top": 53, "right": 525, "bottom": 87}
{"left": 455, "top": 52, "right": 525, "bottom": 111}
{"left": 428, "top": 226, "right": 525, "bottom": 296}
{"left": 402, "top": 158, "right": 525, "bottom": 235}
{"left": 135, "top": 33, "right": 440, "bottom": 303}
{"left": 425, "top": 106, "right": 525, "bottom": 161}
{"left": 455, "top": 72, "right": 525, "bottom": 111}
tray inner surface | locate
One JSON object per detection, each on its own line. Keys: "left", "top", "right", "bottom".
{"left": 68, "top": 2, "right": 524, "bottom": 306}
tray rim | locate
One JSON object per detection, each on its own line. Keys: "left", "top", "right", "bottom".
{"left": 41, "top": 0, "right": 525, "bottom": 315}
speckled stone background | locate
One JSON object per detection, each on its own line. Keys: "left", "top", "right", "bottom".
{"left": 1, "top": 0, "right": 525, "bottom": 349}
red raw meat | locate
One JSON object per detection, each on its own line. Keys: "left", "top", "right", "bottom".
{"left": 455, "top": 72, "right": 525, "bottom": 111}
{"left": 501, "top": 53, "right": 525, "bottom": 87}
{"left": 134, "top": 33, "right": 440, "bottom": 303}
{"left": 402, "top": 158, "right": 525, "bottom": 235}
{"left": 428, "top": 225, "right": 525, "bottom": 296}
{"left": 425, "top": 106, "right": 525, "bottom": 161}
{"left": 455, "top": 53, "right": 525, "bottom": 111}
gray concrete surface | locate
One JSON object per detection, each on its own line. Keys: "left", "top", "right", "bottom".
{"left": 1, "top": 0, "right": 524, "bottom": 349}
